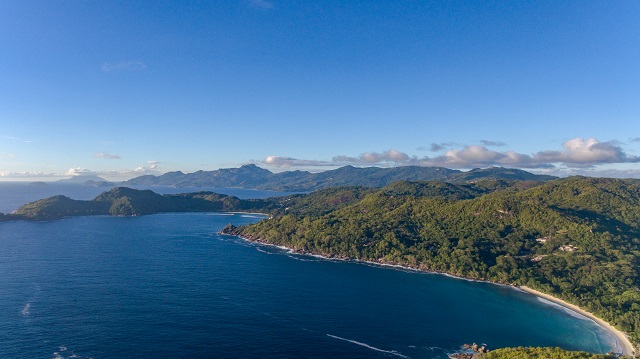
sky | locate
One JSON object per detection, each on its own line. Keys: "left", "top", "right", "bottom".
{"left": 1, "top": 0, "right": 639, "bottom": 181}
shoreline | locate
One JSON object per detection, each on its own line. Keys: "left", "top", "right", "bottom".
{"left": 225, "top": 232, "right": 635, "bottom": 357}
{"left": 519, "top": 286, "right": 635, "bottom": 357}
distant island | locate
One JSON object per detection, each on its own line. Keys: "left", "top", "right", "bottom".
{"left": 3, "top": 174, "right": 640, "bottom": 356}
{"left": 3, "top": 187, "right": 273, "bottom": 221}
{"left": 57, "top": 174, "right": 114, "bottom": 186}
{"left": 28, "top": 181, "right": 47, "bottom": 186}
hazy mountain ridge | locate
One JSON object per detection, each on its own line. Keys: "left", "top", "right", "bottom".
{"left": 123, "top": 164, "right": 556, "bottom": 191}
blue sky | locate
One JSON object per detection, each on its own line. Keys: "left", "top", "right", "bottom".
{"left": 1, "top": 0, "right": 639, "bottom": 181}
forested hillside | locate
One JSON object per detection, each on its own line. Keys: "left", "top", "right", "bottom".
{"left": 479, "top": 347, "right": 617, "bottom": 358}
{"left": 225, "top": 177, "right": 640, "bottom": 348}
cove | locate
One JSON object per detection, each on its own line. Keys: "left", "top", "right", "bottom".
{"left": 0, "top": 213, "right": 617, "bottom": 359}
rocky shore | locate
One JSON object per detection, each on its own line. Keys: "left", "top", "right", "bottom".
{"left": 448, "top": 343, "right": 489, "bottom": 359}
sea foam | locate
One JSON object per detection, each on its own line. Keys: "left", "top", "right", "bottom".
{"left": 21, "top": 303, "right": 30, "bottom": 316}
{"left": 536, "top": 297, "right": 593, "bottom": 322}
{"left": 326, "top": 334, "right": 410, "bottom": 358}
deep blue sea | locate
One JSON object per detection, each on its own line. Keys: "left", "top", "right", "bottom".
{"left": 0, "top": 184, "right": 620, "bottom": 358}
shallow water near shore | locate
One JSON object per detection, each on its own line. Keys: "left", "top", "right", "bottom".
{"left": 0, "top": 210, "right": 618, "bottom": 359}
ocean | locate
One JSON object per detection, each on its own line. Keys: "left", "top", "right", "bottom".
{"left": 0, "top": 184, "right": 618, "bottom": 358}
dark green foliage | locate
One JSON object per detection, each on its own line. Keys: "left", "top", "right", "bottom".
{"left": 450, "top": 167, "right": 556, "bottom": 182}
{"left": 14, "top": 195, "right": 109, "bottom": 220}
{"left": 266, "top": 187, "right": 375, "bottom": 216}
{"left": 13, "top": 187, "right": 270, "bottom": 220}
{"left": 481, "top": 347, "right": 617, "bottom": 359}
{"left": 231, "top": 177, "right": 640, "bottom": 347}
{"left": 95, "top": 187, "right": 168, "bottom": 215}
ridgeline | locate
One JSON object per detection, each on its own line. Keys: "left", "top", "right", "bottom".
{"left": 122, "top": 164, "right": 556, "bottom": 191}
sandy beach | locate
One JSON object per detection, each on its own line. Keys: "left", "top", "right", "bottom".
{"left": 519, "top": 286, "right": 635, "bottom": 357}
{"left": 228, "top": 231, "right": 637, "bottom": 357}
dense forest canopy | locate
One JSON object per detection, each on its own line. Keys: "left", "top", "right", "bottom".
{"left": 479, "top": 347, "right": 617, "bottom": 358}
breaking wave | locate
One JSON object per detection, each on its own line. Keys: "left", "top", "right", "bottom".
{"left": 326, "top": 334, "right": 410, "bottom": 358}
{"left": 21, "top": 303, "right": 30, "bottom": 316}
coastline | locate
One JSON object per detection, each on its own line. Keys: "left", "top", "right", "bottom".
{"left": 519, "top": 286, "right": 635, "bottom": 357}
{"left": 225, "top": 232, "right": 636, "bottom": 357}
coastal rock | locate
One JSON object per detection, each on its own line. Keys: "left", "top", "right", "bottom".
{"left": 448, "top": 354, "right": 476, "bottom": 359}
{"left": 457, "top": 343, "right": 489, "bottom": 356}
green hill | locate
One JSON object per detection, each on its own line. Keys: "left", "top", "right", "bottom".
{"left": 225, "top": 177, "right": 640, "bottom": 349}
{"left": 12, "top": 187, "right": 268, "bottom": 220}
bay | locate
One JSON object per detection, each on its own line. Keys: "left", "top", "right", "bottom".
{"left": 0, "top": 184, "right": 619, "bottom": 358}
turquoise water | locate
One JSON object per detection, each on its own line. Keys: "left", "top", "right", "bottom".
{"left": 0, "top": 210, "right": 618, "bottom": 358}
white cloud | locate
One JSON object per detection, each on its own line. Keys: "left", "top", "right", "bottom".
{"left": 62, "top": 163, "right": 162, "bottom": 181}
{"left": 96, "top": 152, "right": 121, "bottom": 159}
{"left": 333, "top": 149, "right": 410, "bottom": 164}
{"left": 66, "top": 167, "right": 96, "bottom": 176}
{"left": 444, "top": 145, "right": 505, "bottom": 165}
{"left": 0, "top": 171, "right": 56, "bottom": 178}
{"left": 101, "top": 61, "right": 146, "bottom": 73}
{"left": 147, "top": 160, "right": 160, "bottom": 169}
{"left": 264, "top": 156, "right": 332, "bottom": 168}
{"left": 263, "top": 137, "right": 640, "bottom": 173}
{"left": 1, "top": 162, "right": 163, "bottom": 182}
{"left": 0, "top": 153, "right": 15, "bottom": 159}
{"left": 117, "top": 162, "right": 163, "bottom": 177}
{"left": 534, "top": 167, "right": 640, "bottom": 179}
{"left": 531, "top": 138, "right": 637, "bottom": 167}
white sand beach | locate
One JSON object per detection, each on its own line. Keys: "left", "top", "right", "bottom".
{"left": 520, "top": 286, "right": 635, "bottom": 357}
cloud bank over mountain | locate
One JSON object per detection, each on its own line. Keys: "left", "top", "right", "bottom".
{"left": 263, "top": 138, "right": 640, "bottom": 175}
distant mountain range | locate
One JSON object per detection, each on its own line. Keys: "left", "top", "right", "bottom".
{"left": 123, "top": 164, "right": 557, "bottom": 191}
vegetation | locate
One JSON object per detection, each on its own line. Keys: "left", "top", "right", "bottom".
{"left": 123, "top": 164, "right": 556, "bottom": 191}
{"left": 479, "top": 347, "right": 617, "bottom": 359}
{"left": 7, "top": 186, "right": 379, "bottom": 221}
{"left": 11, "top": 187, "right": 255, "bottom": 220}
{"left": 7, "top": 176, "right": 640, "bottom": 354}
{"left": 226, "top": 177, "right": 640, "bottom": 350}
